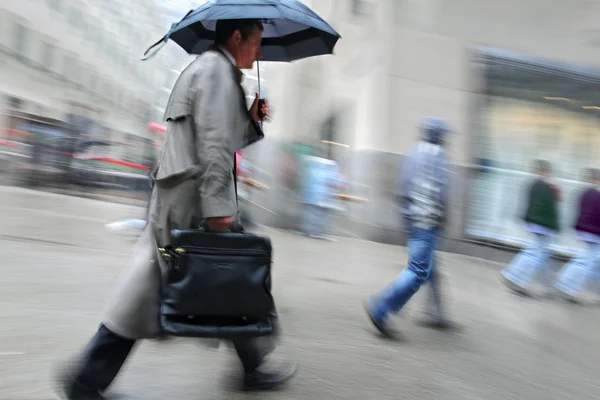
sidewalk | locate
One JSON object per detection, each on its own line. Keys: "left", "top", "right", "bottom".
{"left": 0, "top": 186, "right": 599, "bottom": 400}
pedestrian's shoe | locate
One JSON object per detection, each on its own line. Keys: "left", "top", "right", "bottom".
{"left": 242, "top": 362, "right": 298, "bottom": 391}
{"left": 53, "top": 367, "right": 105, "bottom": 400}
{"left": 416, "top": 317, "right": 460, "bottom": 331}
{"left": 319, "top": 235, "right": 338, "bottom": 242}
{"left": 307, "top": 233, "right": 337, "bottom": 242}
{"left": 556, "top": 289, "right": 583, "bottom": 305}
{"left": 363, "top": 297, "right": 399, "bottom": 339}
{"left": 499, "top": 273, "right": 531, "bottom": 297}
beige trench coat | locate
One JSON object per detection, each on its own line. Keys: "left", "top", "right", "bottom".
{"left": 102, "top": 50, "right": 263, "bottom": 340}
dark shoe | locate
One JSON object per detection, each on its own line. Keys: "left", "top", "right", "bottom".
{"left": 363, "top": 297, "right": 399, "bottom": 339}
{"left": 243, "top": 362, "right": 297, "bottom": 391}
{"left": 416, "top": 317, "right": 460, "bottom": 331}
{"left": 53, "top": 367, "right": 104, "bottom": 400}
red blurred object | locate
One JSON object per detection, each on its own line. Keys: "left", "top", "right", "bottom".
{"left": 94, "top": 157, "right": 150, "bottom": 171}
{"left": 236, "top": 151, "right": 242, "bottom": 176}
{"left": 148, "top": 122, "right": 166, "bottom": 133}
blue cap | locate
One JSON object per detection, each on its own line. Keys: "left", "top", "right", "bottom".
{"left": 420, "top": 117, "right": 450, "bottom": 144}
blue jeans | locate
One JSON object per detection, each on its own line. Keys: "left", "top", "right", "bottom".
{"left": 424, "top": 256, "right": 445, "bottom": 319}
{"left": 555, "top": 241, "right": 600, "bottom": 297}
{"left": 372, "top": 227, "right": 439, "bottom": 323}
{"left": 302, "top": 204, "right": 330, "bottom": 236}
{"left": 501, "top": 233, "right": 552, "bottom": 288}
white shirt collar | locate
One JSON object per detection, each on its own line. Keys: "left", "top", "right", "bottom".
{"left": 218, "top": 46, "right": 236, "bottom": 66}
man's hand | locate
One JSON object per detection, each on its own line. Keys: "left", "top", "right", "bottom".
{"left": 205, "top": 216, "right": 234, "bottom": 232}
{"left": 250, "top": 93, "right": 270, "bottom": 122}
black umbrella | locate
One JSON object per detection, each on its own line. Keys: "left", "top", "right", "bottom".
{"left": 142, "top": 0, "right": 340, "bottom": 63}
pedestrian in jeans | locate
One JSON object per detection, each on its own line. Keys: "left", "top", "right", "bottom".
{"left": 418, "top": 254, "right": 455, "bottom": 329}
{"left": 300, "top": 156, "right": 343, "bottom": 240}
{"left": 554, "top": 168, "right": 600, "bottom": 303}
{"left": 500, "top": 160, "right": 560, "bottom": 296}
{"left": 364, "top": 117, "right": 452, "bottom": 337}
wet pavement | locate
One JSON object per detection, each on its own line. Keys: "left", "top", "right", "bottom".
{"left": 0, "top": 185, "right": 599, "bottom": 400}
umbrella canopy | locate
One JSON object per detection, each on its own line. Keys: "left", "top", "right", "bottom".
{"left": 143, "top": 0, "right": 340, "bottom": 62}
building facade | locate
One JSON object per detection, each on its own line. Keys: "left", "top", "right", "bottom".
{"left": 0, "top": 0, "right": 173, "bottom": 160}
{"left": 257, "top": 0, "right": 600, "bottom": 258}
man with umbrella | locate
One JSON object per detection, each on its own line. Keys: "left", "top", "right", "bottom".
{"left": 54, "top": 19, "right": 297, "bottom": 399}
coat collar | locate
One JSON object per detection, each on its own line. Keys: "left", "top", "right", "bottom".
{"left": 218, "top": 46, "right": 236, "bottom": 66}
{"left": 208, "top": 45, "right": 244, "bottom": 84}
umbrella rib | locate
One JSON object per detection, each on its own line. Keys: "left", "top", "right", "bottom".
{"left": 271, "top": 24, "right": 292, "bottom": 61}
{"left": 272, "top": 3, "right": 294, "bottom": 61}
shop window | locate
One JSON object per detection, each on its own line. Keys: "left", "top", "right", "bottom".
{"left": 12, "top": 22, "right": 28, "bottom": 58}
{"left": 69, "top": 7, "right": 85, "bottom": 32}
{"left": 40, "top": 41, "right": 55, "bottom": 71}
{"left": 63, "top": 55, "right": 79, "bottom": 84}
{"left": 88, "top": 74, "right": 97, "bottom": 93}
{"left": 351, "top": 0, "right": 366, "bottom": 17}
{"left": 46, "top": 0, "right": 61, "bottom": 12}
{"left": 104, "top": 82, "right": 113, "bottom": 102}
{"left": 85, "top": 23, "right": 96, "bottom": 42}
{"left": 8, "top": 96, "right": 22, "bottom": 110}
{"left": 78, "top": 67, "right": 88, "bottom": 89}
{"left": 467, "top": 48, "right": 600, "bottom": 256}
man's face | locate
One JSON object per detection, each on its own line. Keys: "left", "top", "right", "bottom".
{"left": 231, "top": 28, "right": 263, "bottom": 69}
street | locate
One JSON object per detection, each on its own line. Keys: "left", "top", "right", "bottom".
{"left": 0, "top": 186, "right": 599, "bottom": 400}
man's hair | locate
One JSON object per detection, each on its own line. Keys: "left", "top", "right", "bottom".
{"left": 214, "top": 19, "right": 264, "bottom": 45}
{"left": 532, "top": 159, "right": 551, "bottom": 175}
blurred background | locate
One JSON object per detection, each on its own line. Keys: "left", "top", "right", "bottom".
{"left": 2, "top": 1, "right": 600, "bottom": 399}
{"left": 3, "top": 0, "right": 600, "bottom": 260}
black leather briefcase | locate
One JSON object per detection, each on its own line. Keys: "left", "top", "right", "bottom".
{"left": 159, "top": 229, "right": 276, "bottom": 339}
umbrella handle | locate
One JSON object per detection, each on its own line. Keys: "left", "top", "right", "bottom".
{"left": 257, "top": 60, "right": 265, "bottom": 127}
{"left": 257, "top": 60, "right": 261, "bottom": 97}
{"left": 257, "top": 99, "right": 267, "bottom": 120}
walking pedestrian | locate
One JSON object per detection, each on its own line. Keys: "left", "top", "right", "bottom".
{"left": 300, "top": 156, "right": 344, "bottom": 240}
{"left": 364, "top": 117, "right": 453, "bottom": 337}
{"left": 54, "top": 19, "right": 296, "bottom": 400}
{"left": 555, "top": 168, "right": 600, "bottom": 303}
{"left": 500, "top": 160, "right": 561, "bottom": 296}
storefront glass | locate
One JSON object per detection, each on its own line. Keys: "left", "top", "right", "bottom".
{"left": 467, "top": 51, "right": 600, "bottom": 256}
